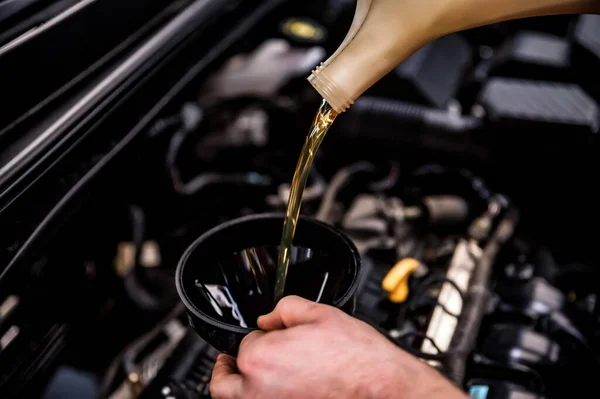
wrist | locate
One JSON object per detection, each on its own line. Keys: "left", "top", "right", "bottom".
{"left": 362, "top": 350, "right": 468, "bottom": 399}
{"left": 357, "top": 356, "right": 424, "bottom": 399}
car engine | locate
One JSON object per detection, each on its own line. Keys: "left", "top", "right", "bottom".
{"left": 0, "top": 1, "right": 599, "bottom": 398}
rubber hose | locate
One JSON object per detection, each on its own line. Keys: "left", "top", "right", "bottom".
{"left": 445, "top": 208, "right": 519, "bottom": 385}
{"left": 470, "top": 208, "right": 519, "bottom": 288}
{"left": 315, "top": 161, "right": 375, "bottom": 223}
{"left": 336, "top": 96, "right": 481, "bottom": 140}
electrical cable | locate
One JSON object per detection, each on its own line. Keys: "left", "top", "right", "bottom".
{"left": 355, "top": 315, "right": 455, "bottom": 361}
{"left": 413, "top": 297, "right": 461, "bottom": 318}
{"left": 396, "top": 331, "right": 444, "bottom": 353}
{"left": 413, "top": 274, "right": 465, "bottom": 302}
{"left": 397, "top": 274, "right": 464, "bottom": 325}
{"left": 391, "top": 331, "right": 466, "bottom": 362}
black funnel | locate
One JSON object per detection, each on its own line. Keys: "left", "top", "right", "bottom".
{"left": 176, "top": 213, "right": 361, "bottom": 355}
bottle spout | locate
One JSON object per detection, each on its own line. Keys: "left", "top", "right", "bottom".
{"left": 308, "top": 0, "right": 373, "bottom": 113}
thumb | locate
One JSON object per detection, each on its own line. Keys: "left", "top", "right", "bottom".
{"left": 258, "top": 295, "right": 325, "bottom": 331}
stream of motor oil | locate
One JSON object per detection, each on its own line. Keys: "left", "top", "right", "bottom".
{"left": 273, "top": 99, "right": 338, "bottom": 304}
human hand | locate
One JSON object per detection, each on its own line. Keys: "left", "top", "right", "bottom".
{"left": 210, "top": 295, "right": 468, "bottom": 399}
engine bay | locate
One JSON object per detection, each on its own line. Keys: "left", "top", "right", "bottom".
{"left": 1, "top": 1, "right": 600, "bottom": 398}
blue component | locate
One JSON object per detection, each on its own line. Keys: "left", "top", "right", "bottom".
{"left": 469, "top": 385, "right": 490, "bottom": 399}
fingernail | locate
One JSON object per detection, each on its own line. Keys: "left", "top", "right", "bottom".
{"left": 257, "top": 316, "right": 263, "bottom": 324}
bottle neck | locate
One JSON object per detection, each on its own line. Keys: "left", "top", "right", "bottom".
{"left": 309, "top": 0, "right": 436, "bottom": 113}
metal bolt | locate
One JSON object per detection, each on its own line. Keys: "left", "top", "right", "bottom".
{"left": 471, "top": 104, "right": 486, "bottom": 118}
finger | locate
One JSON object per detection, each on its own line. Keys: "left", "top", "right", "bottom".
{"left": 211, "top": 354, "right": 243, "bottom": 399}
{"left": 258, "top": 295, "right": 324, "bottom": 331}
{"left": 212, "top": 354, "right": 238, "bottom": 379}
{"left": 210, "top": 374, "right": 243, "bottom": 399}
{"left": 238, "top": 330, "right": 265, "bottom": 354}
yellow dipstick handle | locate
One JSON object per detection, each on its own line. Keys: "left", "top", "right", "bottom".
{"left": 382, "top": 258, "right": 420, "bottom": 303}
